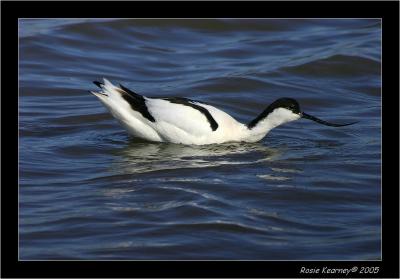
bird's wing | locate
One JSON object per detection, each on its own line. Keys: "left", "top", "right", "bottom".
{"left": 146, "top": 97, "right": 219, "bottom": 136}
{"left": 93, "top": 79, "right": 220, "bottom": 137}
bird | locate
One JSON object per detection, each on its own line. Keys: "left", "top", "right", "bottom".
{"left": 91, "top": 78, "right": 356, "bottom": 145}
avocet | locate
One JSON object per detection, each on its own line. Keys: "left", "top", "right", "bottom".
{"left": 91, "top": 79, "right": 356, "bottom": 145}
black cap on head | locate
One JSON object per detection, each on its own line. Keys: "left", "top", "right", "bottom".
{"left": 268, "top": 98, "right": 301, "bottom": 114}
{"left": 247, "top": 97, "right": 301, "bottom": 129}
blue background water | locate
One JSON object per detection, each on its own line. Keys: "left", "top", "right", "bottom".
{"left": 19, "top": 19, "right": 381, "bottom": 260}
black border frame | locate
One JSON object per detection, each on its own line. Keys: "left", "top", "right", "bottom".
{"left": 2, "top": 1, "right": 399, "bottom": 278}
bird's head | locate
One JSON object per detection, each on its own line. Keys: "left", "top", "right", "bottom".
{"left": 248, "top": 97, "right": 357, "bottom": 130}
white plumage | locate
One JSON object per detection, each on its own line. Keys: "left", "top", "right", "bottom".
{"left": 91, "top": 78, "right": 355, "bottom": 145}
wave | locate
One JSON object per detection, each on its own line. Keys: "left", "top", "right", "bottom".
{"left": 279, "top": 54, "right": 380, "bottom": 77}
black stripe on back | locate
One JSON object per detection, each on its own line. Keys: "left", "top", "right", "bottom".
{"left": 163, "top": 97, "right": 219, "bottom": 131}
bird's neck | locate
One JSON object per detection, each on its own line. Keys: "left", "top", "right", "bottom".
{"left": 245, "top": 108, "right": 300, "bottom": 142}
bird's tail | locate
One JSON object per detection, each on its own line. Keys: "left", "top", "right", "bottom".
{"left": 91, "top": 78, "right": 119, "bottom": 97}
{"left": 91, "top": 78, "right": 144, "bottom": 102}
{"left": 91, "top": 78, "right": 155, "bottom": 122}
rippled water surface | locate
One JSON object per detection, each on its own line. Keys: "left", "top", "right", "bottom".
{"left": 19, "top": 19, "right": 381, "bottom": 260}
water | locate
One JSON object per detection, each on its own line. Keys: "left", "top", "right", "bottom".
{"left": 19, "top": 19, "right": 381, "bottom": 260}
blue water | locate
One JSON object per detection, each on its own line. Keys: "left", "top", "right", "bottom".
{"left": 19, "top": 19, "right": 381, "bottom": 260}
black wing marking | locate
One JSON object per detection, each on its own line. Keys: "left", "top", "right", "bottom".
{"left": 162, "top": 97, "right": 219, "bottom": 131}
{"left": 119, "top": 84, "right": 142, "bottom": 100}
{"left": 93, "top": 81, "right": 103, "bottom": 88}
{"left": 93, "top": 81, "right": 155, "bottom": 122}
{"left": 118, "top": 84, "right": 156, "bottom": 122}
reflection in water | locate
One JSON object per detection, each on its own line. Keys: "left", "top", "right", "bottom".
{"left": 110, "top": 140, "right": 283, "bottom": 175}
